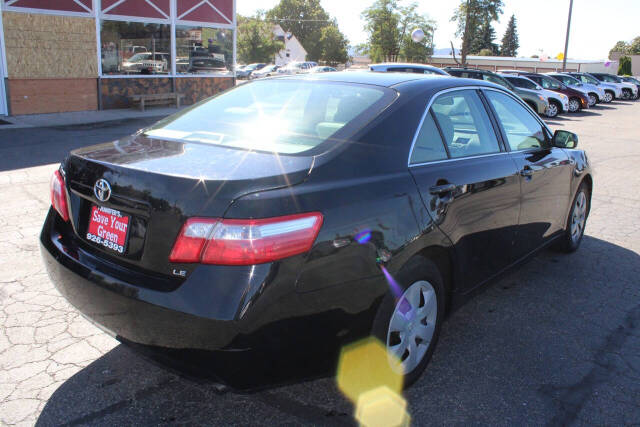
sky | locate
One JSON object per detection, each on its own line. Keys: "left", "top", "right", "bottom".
{"left": 238, "top": 0, "right": 640, "bottom": 60}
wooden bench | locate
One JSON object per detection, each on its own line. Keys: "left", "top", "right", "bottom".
{"left": 130, "top": 93, "right": 185, "bottom": 111}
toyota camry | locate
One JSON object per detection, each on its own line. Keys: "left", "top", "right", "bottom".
{"left": 41, "top": 72, "right": 592, "bottom": 387}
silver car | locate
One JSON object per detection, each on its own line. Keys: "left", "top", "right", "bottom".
{"left": 370, "top": 63, "right": 450, "bottom": 76}
{"left": 566, "top": 72, "right": 620, "bottom": 103}
{"left": 588, "top": 73, "right": 638, "bottom": 100}
{"left": 549, "top": 73, "right": 605, "bottom": 106}
{"left": 500, "top": 74, "right": 569, "bottom": 118}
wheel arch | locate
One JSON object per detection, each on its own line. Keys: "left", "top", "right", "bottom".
{"left": 415, "top": 245, "right": 455, "bottom": 312}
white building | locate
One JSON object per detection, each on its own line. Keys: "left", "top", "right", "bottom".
{"left": 428, "top": 54, "right": 619, "bottom": 74}
{"left": 273, "top": 25, "right": 307, "bottom": 66}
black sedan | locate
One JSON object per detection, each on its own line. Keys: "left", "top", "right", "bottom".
{"left": 41, "top": 72, "right": 592, "bottom": 387}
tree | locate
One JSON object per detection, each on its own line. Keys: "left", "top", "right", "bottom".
{"left": 609, "top": 40, "right": 629, "bottom": 59}
{"left": 500, "top": 14, "right": 519, "bottom": 57}
{"left": 362, "top": 0, "right": 434, "bottom": 63}
{"left": 319, "top": 24, "right": 349, "bottom": 66}
{"left": 618, "top": 56, "right": 632, "bottom": 76}
{"left": 629, "top": 37, "right": 640, "bottom": 54}
{"left": 470, "top": 20, "right": 498, "bottom": 55}
{"left": 237, "top": 14, "right": 284, "bottom": 64}
{"left": 267, "top": 0, "right": 326, "bottom": 62}
{"left": 451, "top": 0, "right": 503, "bottom": 65}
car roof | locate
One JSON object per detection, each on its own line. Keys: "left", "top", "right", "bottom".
{"left": 279, "top": 71, "right": 457, "bottom": 87}
{"left": 277, "top": 71, "right": 501, "bottom": 92}
{"left": 371, "top": 63, "right": 441, "bottom": 69}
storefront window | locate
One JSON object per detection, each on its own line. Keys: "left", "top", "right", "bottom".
{"left": 176, "top": 25, "right": 233, "bottom": 75}
{"left": 101, "top": 20, "right": 171, "bottom": 75}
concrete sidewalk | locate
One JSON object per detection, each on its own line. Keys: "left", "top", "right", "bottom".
{"left": 0, "top": 106, "right": 186, "bottom": 130}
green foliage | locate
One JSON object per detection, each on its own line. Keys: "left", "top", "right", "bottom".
{"left": 267, "top": 0, "right": 348, "bottom": 64}
{"left": 478, "top": 48, "right": 494, "bottom": 56}
{"left": 319, "top": 25, "right": 349, "bottom": 66}
{"left": 500, "top": 14, "right": 519, "bottom": 57}
{"left": 609, "top": 40, "right": 629, "bottom": 59}
{"left": 451, "top": 0, "right": 503, "bottom": 64}
{"left": 609, "top": 37, "right": 640, "bottom": 59}
{"left": 237, "top": 14, "right": 285, "bottom": 64}
{"left": 629, "top": 37, "right": 640, "bottom": 55}
{"left": 470, "top": 20, "right": 498, "bottom": 55}
{"left": 362, "top": 0, "right": 434, "bottom": 63}
{"left": 618, "top": 56, "right": 632, "bottom": 76}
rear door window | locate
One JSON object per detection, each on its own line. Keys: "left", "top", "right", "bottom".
{"left": 430, "top": 90, "right": 501, "bottom": 158}
{"left": 484, "top": 91, "right": 547, "bottom": 151}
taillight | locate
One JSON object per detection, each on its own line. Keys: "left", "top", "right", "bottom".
{"left": 50, "top": 170, "right": 69, "bottom": 222}
{"left": 169, "top": 213, "right": 323, "bottom": 265}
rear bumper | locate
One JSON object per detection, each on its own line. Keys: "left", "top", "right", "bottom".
{"left": 40, "top": 228, "right": 240, "bottom": 351}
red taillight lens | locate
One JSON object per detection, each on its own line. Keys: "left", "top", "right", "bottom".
{"left": 50, "top": 170, "right": 69, "bottom": 222}
{"left": 169, "top": 213, "right": 323, "bottom": 265}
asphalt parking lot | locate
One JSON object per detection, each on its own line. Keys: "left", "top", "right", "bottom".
{"left": 1, "top": 100, "right": 639, "bottom": 426}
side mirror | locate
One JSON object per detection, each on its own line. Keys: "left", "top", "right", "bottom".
{"left": 553, "top": 130, "right": 579, "bottom": 149}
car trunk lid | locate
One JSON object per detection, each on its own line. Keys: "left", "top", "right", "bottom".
{"left": 63, "top": 135, "right": 313, "bottom": 279}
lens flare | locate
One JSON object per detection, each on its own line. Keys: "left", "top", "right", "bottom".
{"left": 380, "top": 265, "right": 403, "bottom": 300}
{"left": 355, "top": 229, "right": 372, "bottom": 244}
{"left": 355, "top": 386, "right": 410, "bottom": 427}
{"left": 336, "top": 338, "right": 408, "bottom": 426}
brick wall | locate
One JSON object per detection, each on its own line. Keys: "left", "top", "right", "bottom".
{"left": 8, "top": 78, "right": 98, "bottom": 115}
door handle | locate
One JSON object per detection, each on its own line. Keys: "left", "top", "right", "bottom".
{"left": 520, "top": 166, "right": 534, "bottom": 177}
{"left": 429, "top": 183, "right": 457, "bottom": 195}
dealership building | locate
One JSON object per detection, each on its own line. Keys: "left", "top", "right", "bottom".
{"left": 0, "top": 0, "right": 236, "bottom": 116}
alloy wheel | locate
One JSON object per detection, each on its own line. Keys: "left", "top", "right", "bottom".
{"left": 571, "top": 191, "right": 587, "bottom": 244}
{"left": 588, "top": 94, "right": 597, "bottom": 106}
{"left": 387, "top": 280, "right": 437, "bottom": 375}
{"left": 568, "top": 99, "right": 580, "bottom": 112}
{"left": 622, "top": 89, "right": 631, "bottom": 100}
{"left": 546, "top": 103, "right": 558, "bottom": 118}
{"left": 604, "top": 92, "right": 613, "bottom": 103}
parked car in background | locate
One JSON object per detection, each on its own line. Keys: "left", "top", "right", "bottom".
{"left": 566, "top": 72, "right": 620, "bottom": 103}
{"left": 236, "top": 63, "right": 266, "bottom": 79}
{"left": 250, "top": 64, "right": 280, "bottom": 79}
{"left": 444, "top": 68, "right": 549, "bottom": 116}
{"left": 188, "top": 56, "right": 227, "bottom": 74}
{"left": 620, "top": 76, "right": 640, "bottom": 94}
{"left": 588, "top": 73, "right": 639, "bottom": 100}
{"left": 370, "top": 63, "right": 450, "bottom": 76}
{"left": 278, "top": 61, "right": 314, "bottom": 75}
{"left": 122, "top": 52, "right": 170, "bottom": 74}
{"left": 548, "top": 73, "right": 605, "bottom": 106}
{"left": 41, "top": 71, "right": 592, "bottom": 388}
{"left": 500, "top": 71, "right": 589, "bottom": 113}
{"left": 309, "top": 66, "right": 337, "bottom": 73}
{"left": 500, "top": 74, "right": 569, "bottom": 117}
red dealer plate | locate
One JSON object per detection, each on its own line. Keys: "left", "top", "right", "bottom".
{"left": 86, "top": 205, "right": 130, "bottom": 254}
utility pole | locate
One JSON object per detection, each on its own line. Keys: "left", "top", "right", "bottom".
{"left": 562, "top": 0, "right": 574, "bottom": 71}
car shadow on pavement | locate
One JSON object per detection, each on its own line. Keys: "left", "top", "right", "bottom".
{"left": 36, "top": 236, "right": 640, "bottom": 425}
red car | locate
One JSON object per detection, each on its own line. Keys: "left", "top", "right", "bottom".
{"left": 501, "top": 71, "right": 590, "bottom": 112}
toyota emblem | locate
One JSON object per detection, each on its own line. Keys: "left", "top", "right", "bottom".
{"left": 94, "top": 179, "right": 112, "bottom": 202}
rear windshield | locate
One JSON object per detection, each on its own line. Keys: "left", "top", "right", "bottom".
{"left": 145, "top": 80, "right": 394, "bottom": 154}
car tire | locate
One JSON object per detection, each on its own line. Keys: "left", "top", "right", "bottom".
{"left": 587, "top": 93, "right": 597, "bottom": 107}
{"left": 622, "top": 89, "right": 631, "bottom": 100}
{"left": 604, "top": 91, "right": 614, "bottom": 103}
{"left": 546, "top": 101, "right": 559, "bottom": 118}
{"left": 371, "top": 256, "right": 445, "bottom": 389}
{"left": 554, "top": 182, "right": 590, "bottom": 253}
{"left": 568, "top": 98, "right": 581, "bottom": 112}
